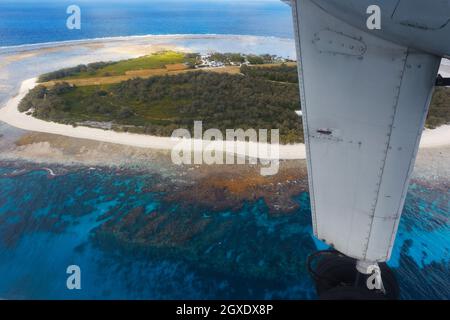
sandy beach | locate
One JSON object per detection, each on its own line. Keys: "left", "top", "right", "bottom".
{"left": 1, "top": 76, "right": 449, "bottom": 161}
{"left": 0, "top": 39, "right": 448, "bottom": 162}
{"left": 0, "top": 78, "right": 305, "bottom": 160}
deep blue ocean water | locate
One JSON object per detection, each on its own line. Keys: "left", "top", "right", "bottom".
{"left": 0, "top": 0, "right": 294, "bottom": 47}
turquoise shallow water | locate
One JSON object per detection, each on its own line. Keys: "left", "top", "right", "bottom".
{"left": 0, "top": 162, "right": 448, "bottom": 299}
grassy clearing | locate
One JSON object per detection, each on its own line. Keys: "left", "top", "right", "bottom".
{"left": 38, "top": 51, "right": 290, "bottom": 87}
{"left": 40, "top": 66, "right": 243, "bottom": 88}
{"left": 65, "top": 51, "right": 187, "bottom": 79}
{"left": 37, "top": 51, "right": 189, "bottom": 83}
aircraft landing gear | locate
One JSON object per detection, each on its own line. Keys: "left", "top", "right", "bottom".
{"left": 307, "top": 250, "right": 400, "bottom": 300}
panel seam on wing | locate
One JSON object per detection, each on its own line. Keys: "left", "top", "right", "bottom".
{"left": 384, "top": 54, "right": 442, "bottom": 260}
{"left": 292, "top": 0, "right": 319, "bottom": 235}
{"left": 363, "top": 47, "right": 410, "bottom": 260}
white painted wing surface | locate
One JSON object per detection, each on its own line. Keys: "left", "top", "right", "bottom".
{"left": 290, "top": 0, "right": 440, "bottom": 261}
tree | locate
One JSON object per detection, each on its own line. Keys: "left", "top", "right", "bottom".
{"left": 118, "top": 107, "right": 134, "bottom": 119}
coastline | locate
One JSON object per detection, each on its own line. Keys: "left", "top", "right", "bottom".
{"left": 1, "top": 77, "right": 449, "bottom": 160}
{"left": 0, "top": 34, "right": 448, "bottom": 161}
{"left": 1, "top": 77, "right": 449, "bottom": 161}
{"left": 0, "top": 78, "right": 306, "bottom": 160}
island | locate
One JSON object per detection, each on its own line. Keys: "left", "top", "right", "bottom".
{"left": 14, "top": 50, "right": 450, "bottom": 145}
{"left": 17, "top": 51, "right": 302, "bottom": 144}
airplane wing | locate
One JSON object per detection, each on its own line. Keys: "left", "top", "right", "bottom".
{"left": 289, "top": 0, "right": 441, "bottom": 262}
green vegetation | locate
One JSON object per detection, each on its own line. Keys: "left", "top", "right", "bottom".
{"left": 207, "top": 53, "right": 284, "bottom": 65}
{"left": 241, "top": 64, "right": 299, "bottom": 83}
{"left": 94, "top": 51, "right": 187, "bottom": 76}
{"left": 247, "top": 54, "right": 281, "bottom": 65}
{"left": 246, "top": 55, "right": 267, "bottom": 65}
{"left": 427, "top": 87, "right": 450, "bottom": 129}
{"left": 22, "top": 53, "right": 450, "bottom": 145}
{"left": 209, "top": 53, "right": 245, "bottom": 64}
{"left": 20, "top": 71, "right": 303, "bottom": 143}
{"left": 38, "top": 62, "right": 116, "bottom": 82}
{"left": 38, "top": 51, "right": 189, "bottom": 82}
{"left": 37, "top": 51, "right": 290, "bottom": 83}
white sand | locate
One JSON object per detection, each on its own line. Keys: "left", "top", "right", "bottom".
{"left": 0, "top": 78, "right": 449, "bottom": 161}
{"left": 0, "top": 78, "right": 305, "bottom": 160}
{"left": 421, "top": 125, "right": 450, "bottom": 148}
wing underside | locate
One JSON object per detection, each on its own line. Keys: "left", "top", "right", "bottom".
{"left": 291, "top": 0, "right": 440, "bottom": 261}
